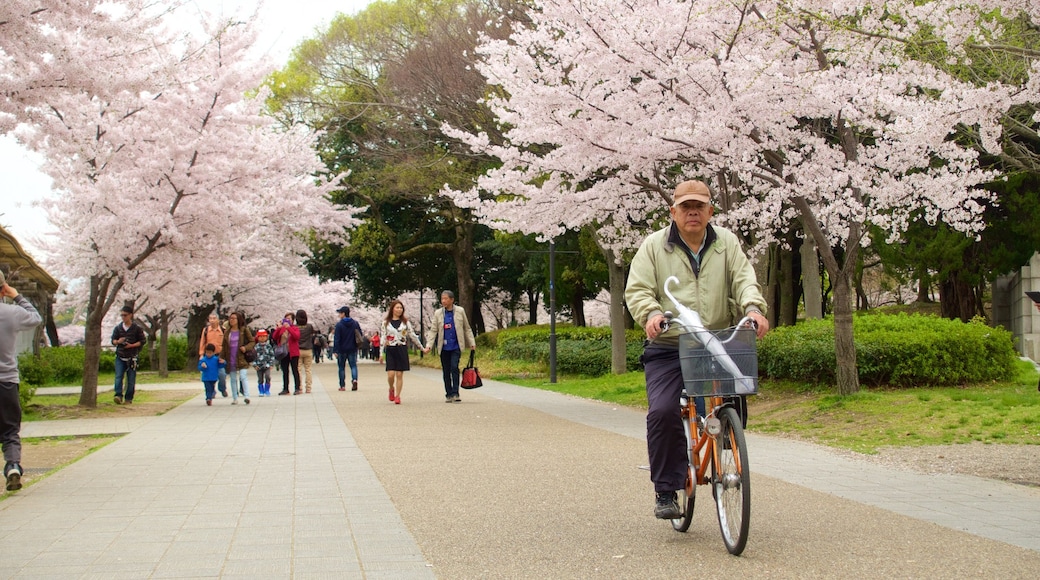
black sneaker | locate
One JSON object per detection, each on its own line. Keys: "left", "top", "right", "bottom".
{"left": 5, "top": 462, "right": 23, "bottom": 491}
{"left": 654, "top": 491, "right": 680, "bottom": 519}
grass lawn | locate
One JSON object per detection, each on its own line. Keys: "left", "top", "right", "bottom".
{"left": 493, "top": 358, "right": 1040, "bottom": 454}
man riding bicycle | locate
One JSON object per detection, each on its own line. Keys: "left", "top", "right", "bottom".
{"left": 625, "top": 180, "right": 769, "bottom": 520}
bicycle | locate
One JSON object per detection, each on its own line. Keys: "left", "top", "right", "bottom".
{"left": 660, "top": 276, "right": 757, "bottom": 556}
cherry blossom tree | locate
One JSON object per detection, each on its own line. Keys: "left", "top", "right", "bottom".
{"left": 446, "top": 0, "right": 1037, "bottom": 394}
{"left": 13, "top": 9, "right": 357, "bottom": 406}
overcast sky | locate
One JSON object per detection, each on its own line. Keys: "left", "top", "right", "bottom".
{"left": 1, "top": 0, "right": 373, "bottom": 257}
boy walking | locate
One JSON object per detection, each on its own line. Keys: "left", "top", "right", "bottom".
{"left": 198, "top": 344, "right": 225, "bottom": 406}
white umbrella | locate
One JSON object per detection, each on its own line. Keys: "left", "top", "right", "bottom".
{"left": 663, "top": 276, "right": 756, "bottom": 394}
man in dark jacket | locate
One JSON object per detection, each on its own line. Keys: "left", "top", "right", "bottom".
{"left": 333, "top": 306, "right": 362, "bottom": 391}
{"left": 111, "top": 305, "right": 146, "bottom": 404}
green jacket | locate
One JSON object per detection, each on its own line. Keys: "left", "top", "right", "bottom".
{"left": 625, "top": 222, "right": 766, "bottom": 346}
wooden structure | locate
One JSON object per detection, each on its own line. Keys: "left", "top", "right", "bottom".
{"left": 0, "top": 224, "right": 58, "bottom": 353}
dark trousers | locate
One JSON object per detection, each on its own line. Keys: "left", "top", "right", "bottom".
{"left": 0, "top": 381, "right": 22, "bottom": 464}
{"left": 280, "top": 356, "right": 300, "bottom": 392}
{"left": 114, "top": 357, "right": 137, "bottom": 401}
{"left": 203, "top": 380, "right": 216, "bottom": 401}
{"left": 440, "top": 349, "right": 462, "bottom": 398}
{"left": 642, "top": 347, "right": 702, "bottom": 493}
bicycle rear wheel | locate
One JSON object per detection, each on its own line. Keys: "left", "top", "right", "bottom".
{"left": 711, "top": 406, "right": 750, "bottom": 555}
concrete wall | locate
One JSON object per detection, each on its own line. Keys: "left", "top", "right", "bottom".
{"left": 995, "top": 252, "right": 1040, "bottom": 362}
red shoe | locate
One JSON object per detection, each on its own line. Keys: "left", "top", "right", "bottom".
{"left": 394, "top": 396, "right": 401, "bottom": 405}
{"left": 389, "top": 387, "right": 395, "bottom": 402}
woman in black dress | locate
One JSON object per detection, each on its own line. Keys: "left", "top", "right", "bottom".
{"left": 380, "top": 299, "right": 424, "bottom": 405}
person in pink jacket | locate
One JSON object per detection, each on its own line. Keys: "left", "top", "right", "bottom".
{"left": 272, "top": 313, "right": 301, "bottom": 395}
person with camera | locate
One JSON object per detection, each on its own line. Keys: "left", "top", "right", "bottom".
{"left": 0, "top": 271, "right": 43, "bottom": 491}
{"left": 111, "top": 305, "right": 146, "bottom": 405}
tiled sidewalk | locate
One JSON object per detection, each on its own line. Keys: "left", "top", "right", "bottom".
{"left": 0, "top": 374, "right": 433, "bottom": 579}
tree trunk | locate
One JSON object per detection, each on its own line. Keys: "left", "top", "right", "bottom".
{"left": 764, "top": 244, "right": 779, "bottom": 330}
{"left": 526, "top": 288, "right": 539, "bottom": 324}
{"left": 792, "top": 195, "right": 860, "bottom": 395}
{"left": 831, "top": 272, "right": 859, "bottom": 396}
{"left": 801, "top": 220, "right": 823, "bottom": 319}
{"left": 917, "top": 277, "right": 931, "bottom": 303}
{"left": 45, "top": 301, "right": 60, "bottom": 346}
{"left": 145, "top": 323, "right": 159, "bottom": 371}
{"left": 158, "top": 310, "right": 169, "bottom": 378}
{"left": 185, "top": 305, "right": 212, "bottom": 371}
{"left": 570, "top": 278, "right": 587, "bottom": 327}
{"left": 79, "top": 273, "right": 123, "bottom": 408}
{"left": 939, "top": 274, "right": 976, "bottom": 322}
{"left": 778, "top": 243, "right": 798, "bottom": 326}
{"left": 604, "top": 249, "right": 628, "bottom": 375}
{"left": 452, "top": 221, "right": 480, "bottom": 333}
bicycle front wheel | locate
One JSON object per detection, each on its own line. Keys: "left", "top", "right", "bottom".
{"left": 711, "top": 406, "right": 750, "bottom": 555}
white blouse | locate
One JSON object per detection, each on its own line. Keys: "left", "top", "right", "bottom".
{"left": 381, "top": 319, "right": 423, "bottom": 350}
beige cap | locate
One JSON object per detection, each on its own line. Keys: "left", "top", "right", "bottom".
{"left": 672, "top": 180, "right": 711, "bottom": 206}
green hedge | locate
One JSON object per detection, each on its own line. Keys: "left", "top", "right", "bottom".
{"left": 14, "top": 335, "right": 188, "bottom": 388}
{"left": 758, "top": 313, "right": 1017, "bottom": 387}
{"left": 495, "top": 325, "right": 646, "bottom": 376}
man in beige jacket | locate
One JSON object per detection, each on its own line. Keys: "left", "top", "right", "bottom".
{"left": 424, "top": 291, "right": 475, "bottom": 402}
{"left": 625, "top": 180, "right": 769, "bottom": 520}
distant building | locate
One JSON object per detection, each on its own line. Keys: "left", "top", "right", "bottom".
{"left": 992, "top": 252, "right": 1040, "bottom": 364}
{"left": 0, "top": 225, "right": 58, "bottom": 354}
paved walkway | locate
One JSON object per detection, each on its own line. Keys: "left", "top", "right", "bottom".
{"left": 0, "top": 360, "right": 1038, "bottom": 578}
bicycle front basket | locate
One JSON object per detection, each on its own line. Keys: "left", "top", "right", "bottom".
{"left": 678, "top": 327, "right": 758, "bottom": 397}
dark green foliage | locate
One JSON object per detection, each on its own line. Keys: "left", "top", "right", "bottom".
{"left": 15, "top": 337, "right": 188, "bottom": 388}
{"left": 164, "top": 335, "right": 188, "bottom": 372}
{"left": 759, "top": 314, "right": 1017, "bottom": 387}
{"left": 495, "top": 325, "right": 646, "bottom": 376}
{"left": 18, "top": 346, "right": 116, "bottom": 385}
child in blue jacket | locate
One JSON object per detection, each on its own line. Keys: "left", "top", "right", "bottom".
{"left": 198, "top": 344, "right": 225, "bottom": 406}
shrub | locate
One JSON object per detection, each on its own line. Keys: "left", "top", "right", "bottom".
{"left": 758, "top": 313, "right": 1017, "bottom": 387}
{"left": 495, "top": 325, "right": 646, "bottom": 376}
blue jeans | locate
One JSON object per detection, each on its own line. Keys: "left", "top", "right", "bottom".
{"left": 228, "top": 368, "right": 249, "bottom": 400}
{"left": 114, "top": 357, "right": 137, "bottom": 402}
{"left": 337, "top": 351, "right": 357, "bottom": 387}
{"left": 218, "top": 367, "right": 227, "bottom": 395}
{"left": 440, "top": 349, "right": 461, "bottom": 398}
{"left": 203, "top": 380, "right": 216, "bottom": 401}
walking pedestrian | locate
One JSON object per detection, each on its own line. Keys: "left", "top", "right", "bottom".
{"left": 220, "top": 311, "right": 254, "bottom": 405}
{"left": 111, "top": 305, "right": 146, "bottom": 405}
{"left": 272, "top": 315, "right": 301, "bottom": 395}
{"left": 424, "top": 291, "right": 475, "bottom": 403}
{"left": 197, "top": 344, "right": 224, "bottom": 406}
{"left": 296, "top": 310, "right": 315, "bottom": 393}
{"left": 382, "top": 299, "right": 424, "bottom": 405}
{"left": 199, "top": 312, "right": 227, "bottom": 397}
{"left": 0, "top": 272, "right": 43, "bottom": 491}
{"left": 252, "top": 329, "right": 275, "bottom": 396}
{"left": 333, "top": 306, "right": 362, "bottom": 391}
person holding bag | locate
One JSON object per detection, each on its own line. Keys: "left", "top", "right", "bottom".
{"left": 423, "top": 290, "right": 476, "bottom": 403}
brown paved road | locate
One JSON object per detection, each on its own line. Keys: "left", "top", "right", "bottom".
{"left": 317, "top": 360, "right": 1040, "bottom": 579}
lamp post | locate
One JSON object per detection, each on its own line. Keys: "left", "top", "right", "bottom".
{"left": 549, "top": 240, "right": 556, "bottom": 383}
